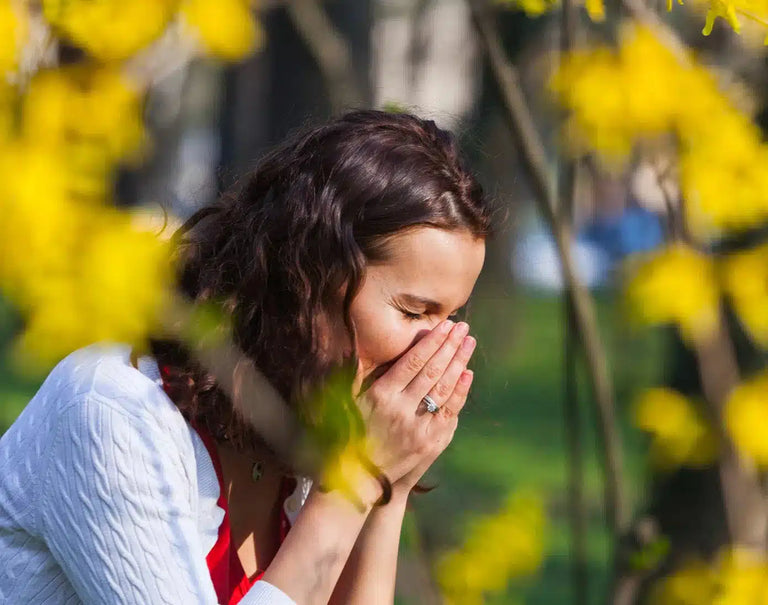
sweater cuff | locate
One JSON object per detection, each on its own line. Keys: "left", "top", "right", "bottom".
{"left": 240, "top": 580, "right": 297, "bottom": 605}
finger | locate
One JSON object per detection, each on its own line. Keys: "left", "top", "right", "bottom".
{"left": 403, "top": 322, "right": 469, "bottom": 400}
{"left": 437, "top": 369, "right": 473, "bottom": 418}
{"left": 379, "top": 319, "right": 455, "bottom": 390}
{"left": 422, "top": 335, "right": 476, "bottom": 407}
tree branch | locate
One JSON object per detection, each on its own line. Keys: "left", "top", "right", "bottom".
{"left": 467, "top": 0, "right": 628, "bottom": 548}
{"left": 285, "top": 0, "right": 365, "bottom": 113}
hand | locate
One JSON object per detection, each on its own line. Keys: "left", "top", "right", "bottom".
{"left": 354, "top": 320, "right": 476, "bottom": 496}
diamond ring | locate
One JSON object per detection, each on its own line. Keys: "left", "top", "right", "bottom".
{"left": 422, "top": 394, "right": 440, "bottom": 414}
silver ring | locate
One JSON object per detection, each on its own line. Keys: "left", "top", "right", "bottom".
{"left": 422, "top": 394, "right": 440, "bottom": 414}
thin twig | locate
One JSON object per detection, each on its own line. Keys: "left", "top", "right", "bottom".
{"left": 467, "top": 0, "right": 628, "bottom": 543}
{"left": 285, "top": 0, "right": 365, "bottom": 112}
{"left": 558, "top": 0, "right": 589, "bottom": 603}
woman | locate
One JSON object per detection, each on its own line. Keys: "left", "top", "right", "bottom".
{"left": 0, "top": 110, "right": 491, "bottom": 604}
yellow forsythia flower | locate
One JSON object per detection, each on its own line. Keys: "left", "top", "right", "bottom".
{"left": 679, "top": 103, "right": 768, "bottom": 234}
{"left": 715, "top": 548, "right": 768, "bottom": 605}
{"left": 0, "top": 144, "right": 82, "bottom": 311}
{"left": 720, "top": 244, "right": 768, "bottom": 347}
{"left": 625, "top": 244, "right": 720, "bottom": 343}
{"left": 725, "top": 373, "right": 768, "bottom": 467}
{"left": 552, "top": 26, "right": 685, "bottom": 159}
{"left": 584, "top": 0, "right": 605, "bottom": 20}
{"left": 555, "top": 24, "right": 768, "bottom": 233}
{"left": 633, "top": 388, "right": 718, "bottom": 470}
{"left": 650, "top": 558, "right": 719, "bottom": 605}
{"left": 180, "top": 0, "right": 262, "bottom": 61}
{"left": 0, "top": 0, "right": 26, "bottom": 75}
{"left": 13, "top": 212, "right": 171, "bottom": 370}
{"left": 702, "top": 0, "right": 742, "bottom": 35}
{"left": 22, "top": 66, "right": 145, "bottom": 166}
{"left": 0, "top": 140, "right": 172, "bottom": 369}
{"left": 42, "top": 0, "right": 178, "bottom": 61}
{"left": 437, "top": 490, "right": 546, "bottom": 604}
{"left": 652, "top": 548, "right": 768, "bottom": 605}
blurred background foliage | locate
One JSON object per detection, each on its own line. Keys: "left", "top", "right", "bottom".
{"left": 4, "top": 0, "right": 768, "bottom": 604}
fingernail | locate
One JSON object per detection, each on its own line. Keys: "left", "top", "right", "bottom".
{"left": 461, "top": 336, "right": 476, "bottom": 352}
{"left": 454, "top": 322, "right": 469, "bottom": 337}
{"left": 440, "top": 320, "right": 454, "bottom": 333}
{"left": 461, "top": 370, "right": 474, "bottom": 384}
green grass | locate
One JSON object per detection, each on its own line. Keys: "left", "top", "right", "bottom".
{"left": 0, "top": 287, "right": 667, "bottom": 604}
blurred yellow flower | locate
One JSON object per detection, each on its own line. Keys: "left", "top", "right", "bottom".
{"left": 556, "top": 24, "right": 768, "bottom": 234}
{"left": 679, "top": 105, "right": 768, "bottom": 234}
{"left": 720, "top": 244, "right": 768, "bottom": 347}
{"left": 552, "top": 26, "right": 686, "bottom": 160}
{"left": 585, "top": 0, "right": 605, "bottom": 20}
{"left": 22, "top": 66, "right": 145, "bottom": 166}
{"left": 715, "top": 548, "right": 768, "bottom": 605}
{"left": 180, "top": 0, "right": 262, "bottom": 61}
{"left": 0, "top": 140, "right": 171, "bottom": 369}
{"left": 725, "top": 373, "right": 768, "bottom": 467}
{"left": 437, "top": 490, "right": 546, "bottom": 604}
{"left": 0, "top": 0, "right": 26, "bottom": 75}
{"left": 0, "top": 143, "right": 81, "bottom": 310}
{"left": 43, "top": 0, "right": 178, "bottom": 61}
{"left": 633, "top": 388, "right": 718, "bottom": 470}
{"left": 653, "top": 548, "right": 768, "bottom": 605}
{"left": 650, "top": 559, "right": 718, "bottom": 605}
{"left": 625, "top": 244, "right": 720, "bottom": 343}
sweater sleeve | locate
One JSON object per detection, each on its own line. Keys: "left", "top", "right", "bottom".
{"left": 39, "top": 394, "right": 295, "bottom": 605}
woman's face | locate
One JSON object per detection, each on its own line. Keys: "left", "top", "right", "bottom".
{"left": 326, "top": 227, "right": 486, "bottom": 386}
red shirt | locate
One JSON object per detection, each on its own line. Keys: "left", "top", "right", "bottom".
{"left": 194, "top": 424, "right": 295, "bottom": 605}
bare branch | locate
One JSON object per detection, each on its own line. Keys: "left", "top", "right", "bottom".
{"left": 285, "top": 0, "right": 365, "bottom": 112}
{"left": 467, "top": 0, "right": 628, "bottom": 544}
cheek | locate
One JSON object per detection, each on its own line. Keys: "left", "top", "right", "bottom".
{"left": 351, "top": 308, "right": 420, "bottom": 374}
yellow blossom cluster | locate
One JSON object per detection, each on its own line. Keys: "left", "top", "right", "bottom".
{"left": 670, "top": 0, "right": 768, "bottom": 42}
{"left": 652, "top": 548, "right": 768, "bottom": 605}
{"left": 0, "top": 145, "right": 171, "bottom": 369}
{"left": 496, "top": 0, "right": 605, "bottom": 20}
{"left": 724, "top": 372, "right": 768, "bottom": 467}
{"left": 437, "top": 490, "right": 546, "bottom": 604}
{"left": 633, "top": 388, "right": 718, "bottom": 470}
{"left": 553, "top": 25, "right": 768, "bottom": 234}
{"left": 720, "top": 244, "right": 768, "bottom": 347}
{"left": 43, "top": 0, "right": 261, "bottom": 62}
{"left": 0, "top": 0, "right": 267, "bottom": 369}
{"left": 625, "top": 243, "right": 720, "bottom": 344}
{"left": 626, "top": 241, "right": 768, "bottom": 353}
{"left": 0, "top": 0, "right": 25, "bottom": 76}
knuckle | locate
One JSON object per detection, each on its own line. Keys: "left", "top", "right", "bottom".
{"left": 433, "top": 381, "right": 452, "bottom": 400}
{"left": 405, "top": 352, "right": 425, "bottom": 374}
{"left": 424, "top": 363, "right": 443, "bottom": 382}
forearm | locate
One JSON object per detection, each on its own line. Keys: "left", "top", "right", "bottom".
{"left": 262, "top": 479, "right": 381, "bottom": 605}
{"left": 330, "top": 491, "right": 409, "bottom": 605}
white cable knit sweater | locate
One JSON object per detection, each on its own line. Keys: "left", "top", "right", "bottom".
{"left": 0, "top": 344, "right": 310, "bottom": 604}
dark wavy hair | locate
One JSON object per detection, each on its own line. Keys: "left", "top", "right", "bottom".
{"left": 151, "top": 110, "right": 492, "bottom": 461}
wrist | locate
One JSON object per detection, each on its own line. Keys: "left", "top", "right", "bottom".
{"left": 319, "top": 451, "right": 384, "bottom": 512}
